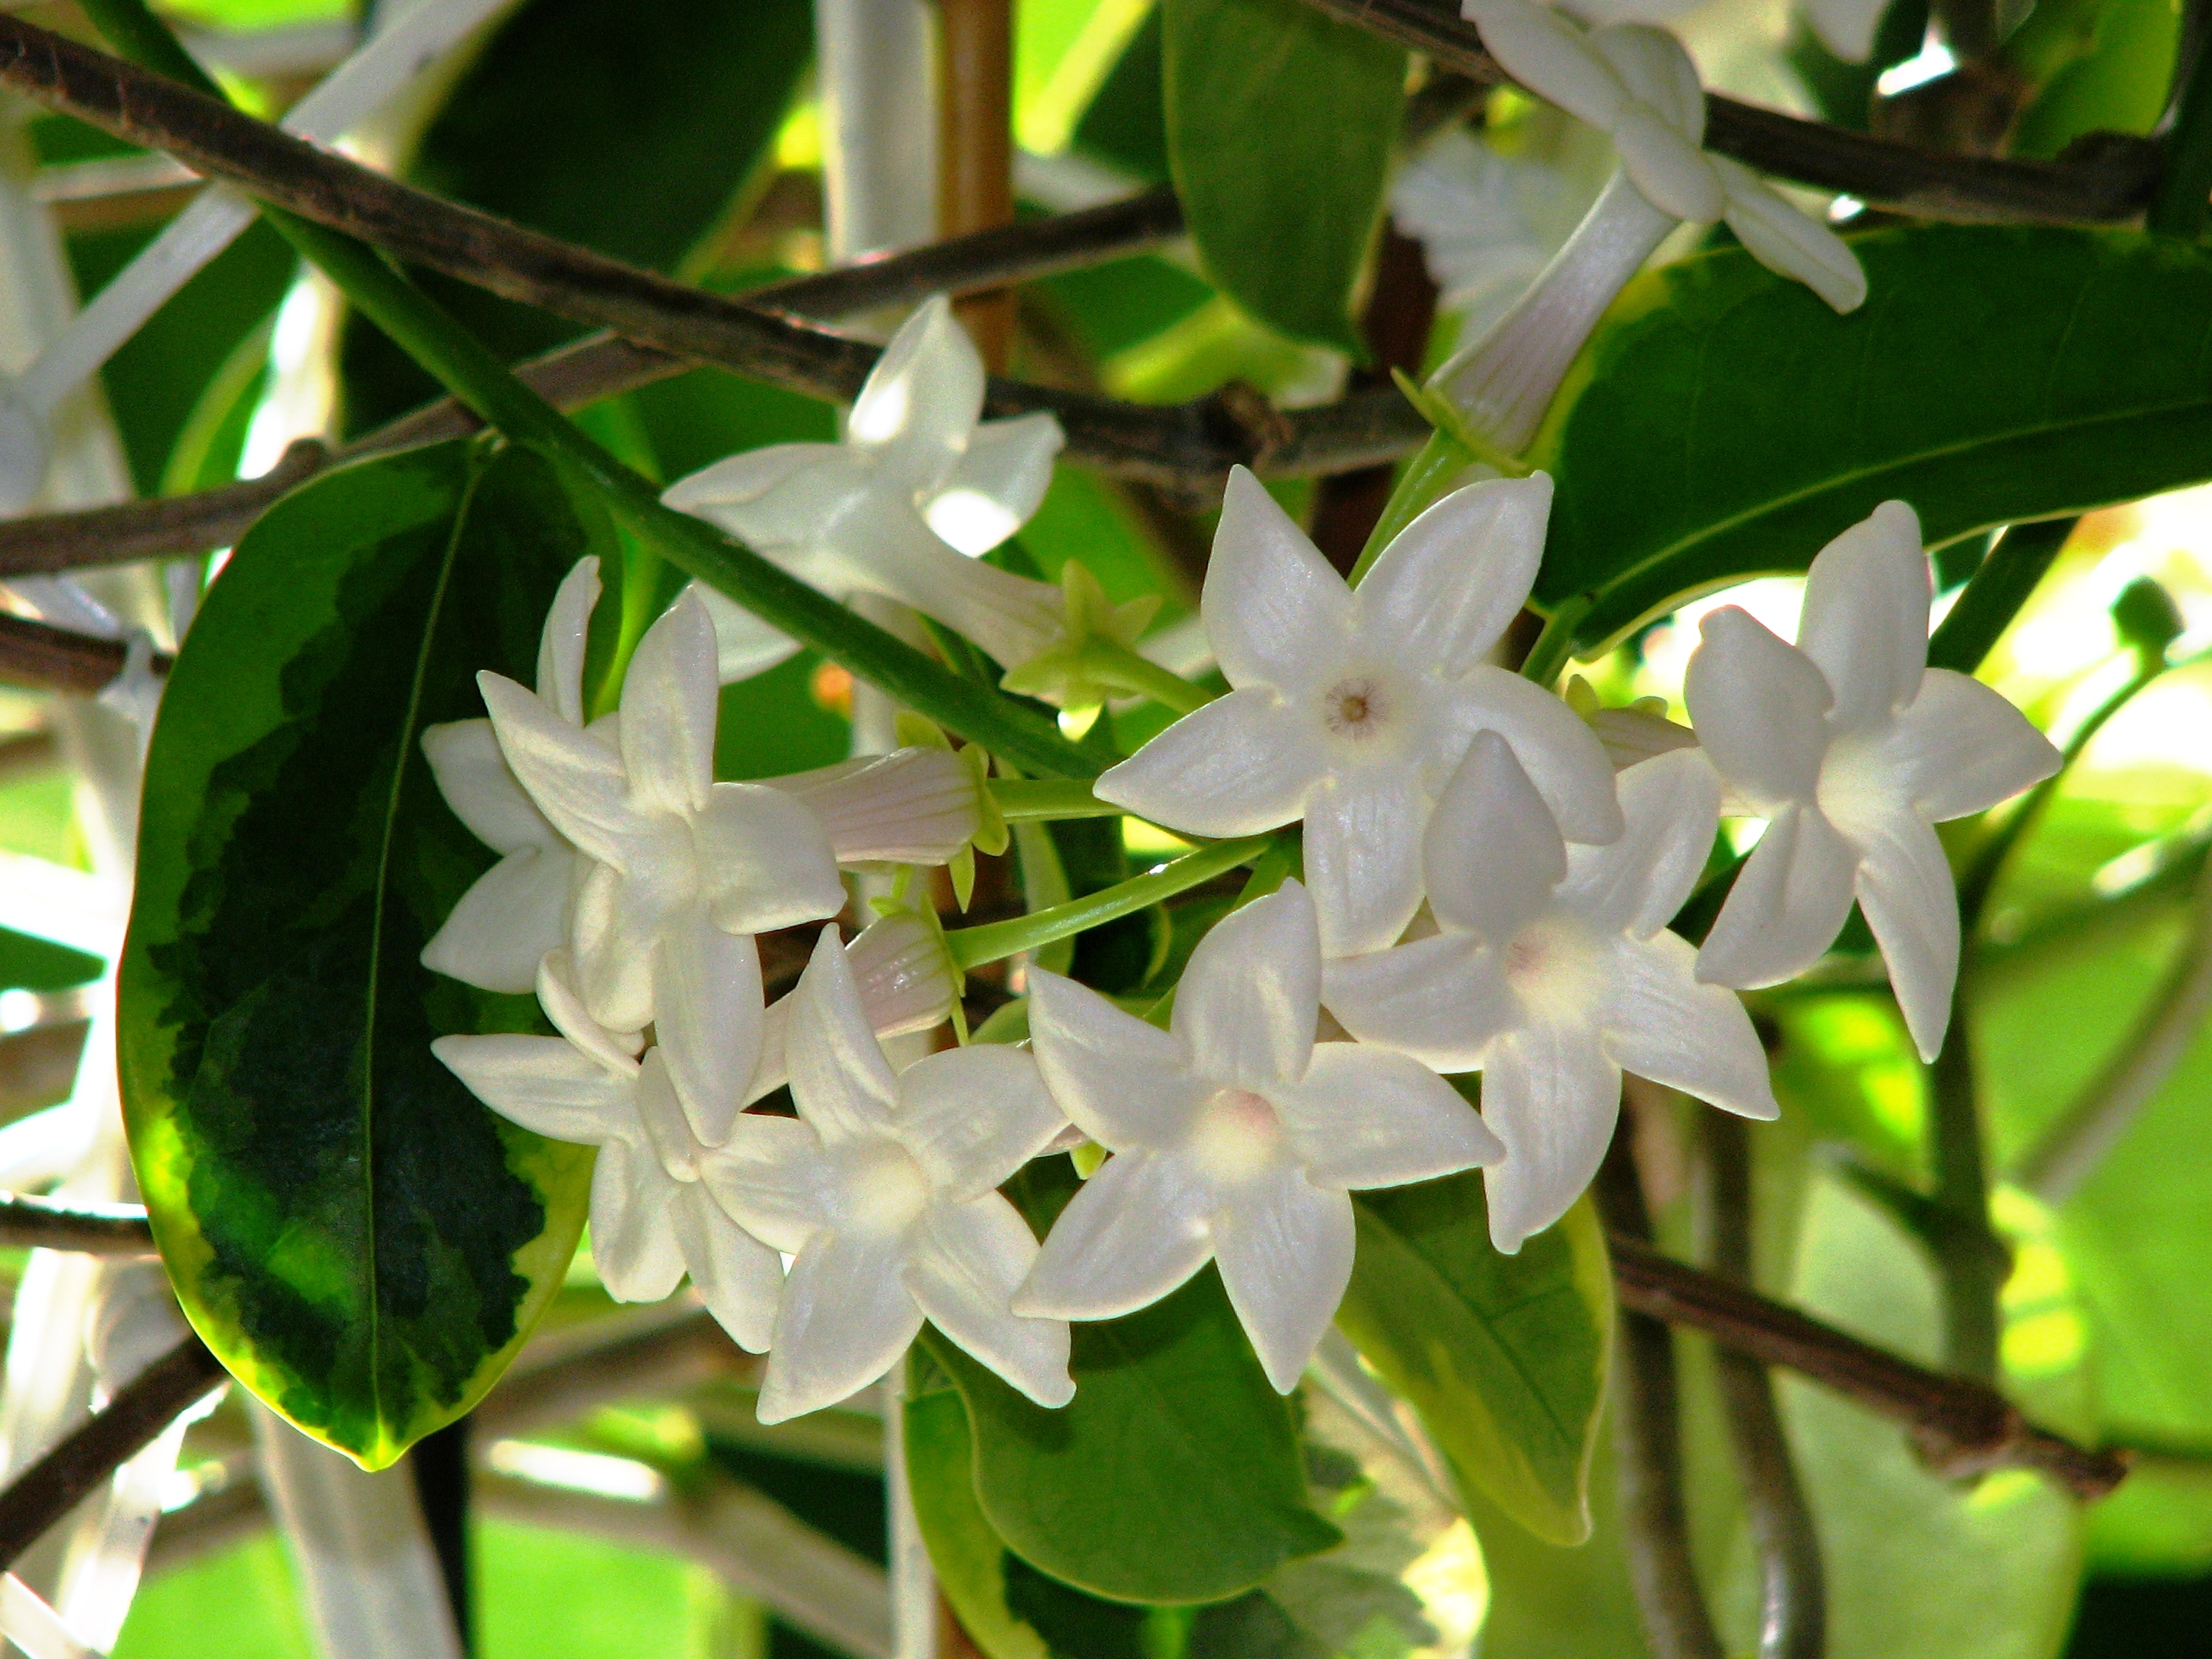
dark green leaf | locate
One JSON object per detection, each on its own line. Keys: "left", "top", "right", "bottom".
{"left": 1162, "top": 0, "right": 1404, "bottom": 354}
{"left": 1535, "top": 228, "right": 2212, "bottom": 651}
{"left": 922, "top": 1164, "right": 1338, "bottom": 1605}
{"left": 906, "top": 1384, "right": 1054, "bottom": 1659}
{"left": 1335, "top": 1174, "right": 1611, "bottom": 1546}
{"left": 118, "top": 442, "right": 596, "bottom": 1469}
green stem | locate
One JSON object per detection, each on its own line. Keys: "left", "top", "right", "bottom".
{"left": 79, "top": 0, "right": 1096, "bottom": 784}
{"left": 1083, "top": 640, "right": 1214, "bottom": 715}
{"left": 1929, "top": 1020, "right": 2006, "bottom": 1382}
{"left": 989, "top": 778, "right": 1123, "bottom": 820}
{"left": 2153, "top": 15, "right": 2212, "bottom": 238}
{"left": 1926, "top": 519, "right": 2075, "bottom": 676}
{"left": 944, "top": 836, "right": 1273, "bottom": 970}
{"left": 1519, "top": 597, "right": 1591, "bottom": 686}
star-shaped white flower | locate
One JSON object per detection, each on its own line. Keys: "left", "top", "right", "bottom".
{"left": 421, "top": 557, "right": 604, "bottom": 995}
{"left": 1324, "top": 737, "right": 1776, "bottom": 1254}
{"left": 708, "top": 928, "right": 1075, "bottom": 1424}
{"left": 480, "top": 588, "right": 845, "bottom": 1141}
{"left": 1015, "top": 882, "right": 1501, "bottom": 1391}
{"left": 663, "top": 294, "right": 1066, "bottom": 678}
{"left": 433, "top": 953, "right": 783, "bottom": 1350}
{"left": 1094, "top": 468, "right": 1620, "bottom": 955}
{"left": 1684, "top": 501, "right": 2061, "bottom": 1060}
{"left": 1461, "top": 0, "right": 1864, "bottom": 310}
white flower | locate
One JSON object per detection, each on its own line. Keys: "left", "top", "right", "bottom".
{"left": 1430, "top": 0, "right": 1864, "bottom": 451}
{"left": 421, "top": 558, "right": 603, "bottom": 995}
{"left": 1094, "top": 468, "right": 1620, "bottom": 955}
{"left": 479, "top": 589, "right": 845, "bottom": 1141}
{"left": 708, "top": 929, "right": 1075, "bottom": 1423}
{"left": 760, "top": 746, "right": 985, "bottom": 867}
{"left": 1015, "top": 882, "right": 1500, "bottom": 1392}
{"left": 433, "top": 954, "right": 783, "bottom": 1350}
{"left": 662, "top": 294, "right": 1066, "bottom": 678}
{"left": 1684, "top": 501, "right": 2061, "bottom": 1060}
{"left": 744, "top": 908, "right": 966, "bottom": 1105}
{"left": 1324, "top": 737, "right": 1776, "bottom": 1253}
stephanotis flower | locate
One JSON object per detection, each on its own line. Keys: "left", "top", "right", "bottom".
{"left": 1684, "top": 501, "right": 2061, "bottom": 1060}
{"left": 421, "top": 558, "right": 606, "bottom": 994}
{"left": 1015, "top": 882, "right": 1500, "bottom": 1392}
{"left": 662, "top": 294, "right": 1066, "bottom": 678}
{"left": 708, "top": 929, "right": 1075, "bottom": 1423}
{"left": 433, "top": 953, "right": 782, "bottom": 1350}
{"left": 1324, "top": 737, "right": 1776, "bottom": 1253}
{"left": 1429, "top": 0, "right": 1864, "bottom": 452}
{"left": 478, "top": 589, "right": 845, "bottom": 1142}
{"left": 1094, "top": 467, "right": 1620, "bottom": 955}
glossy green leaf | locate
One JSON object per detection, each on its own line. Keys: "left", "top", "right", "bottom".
{"left": 922, "top": 1166, "right": 1340, "bottom": 1605}
{"left": 1533, "top": 227, "right": 2212, "bottom": 651}
{"left": 1162, "top": 0, "right": 1404, "bottom": 354}
{"left": 1335, "top": 1174, "right": 1612, "bottom": 1546}
{"left": 905, "top": 1384, "right": 1052, "bottom": 1659}
{"left": 118, "top": 442, "right": 596, "bottom": 1469}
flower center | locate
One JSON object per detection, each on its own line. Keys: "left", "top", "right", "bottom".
{"left": 1500, "top": 915, "right": 1605, "bottom": 1025}
{"left": 1186, "top": 1087, "right": 1287, "bottom": 1184}
{"left": 839, "top": 1141, "right": 933, "bottom": 1235}
{"left": 1323, "top": 676, "right": 1389, "bottom": 741}
{"left": 1813, "top": 729, "right": 1888, "bottom": 843}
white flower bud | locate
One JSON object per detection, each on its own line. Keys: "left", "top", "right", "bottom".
{"left": 745, "top": 909, "right": 960, "bottom": 1103}
{"left": 762, "top": 745, "right": 982, "bottom": 866}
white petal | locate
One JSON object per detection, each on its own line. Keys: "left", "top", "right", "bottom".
{"left": 1175, "top": 882, "right": 1321, "bottom": 1089}
{"left": 572, "top": 863, "right": 662, "bottom": 1033}
{"left": 821, "top": 502, "right": 1066, "bottom": 670}
{"left": 768, "top": 747, "right": 978, "bottom": 866}
{"left": 1210, "top": 1170, "right": 1354, "bottom": 1392}
{"left": 1612, "top": 104, "right": 1723, "bottom": 222}
{"left": 1026, "top": 968, "right": 1202, "bottom": 1151}
{"left": 1598, "top": 932, "right": 1777, "bottom": 1120}
{"left": 788, "top": 926, "right": 901, "bottom": 1144}
{"left": 422, "top": 718, "right": 556, "bottom": 855}
{"left": 421, "top": 847, "right": 573, "bottom": 994}
{"left": 1695, "top": 801, "right": 1859, "bottom": 989}
{"left": 432, "top": 1034, "right": 632, "bottom": 1144}
{"left": 1274, "top": 1043, "right": 1503, "bottom": 1188}
{"left": 702, "top": 1112, "right": 834, "bottom": 1255}
{"left": 1559, "top": 748, "right": 1720, "bottom": 940}
{"left": 1423, "top": 730, "right": 1565, "bottom": 944}
{"left": 898, "top": 1045, "right": 1067, "bottom": 1201}
{"left": 1013, "top": 1149, "right": 1214, "bottom": 1321}
{"left": 1462, "top": 0, "right": 1628, "bottom": 135}
{"left": 1093, "top": 689, "right": 1325, "bottom": 838}
{"left": 536, "top": 947, "right": 643, "bottom": 1070}
{"left": 1304, "top": 767, "right": 1431, "bottom": 957}
{"left": 1884, "top": 668, "right": 2060, "bottom": 822}
{"left": 655, "top": 916, "right": 766, "bottom": 1146}
{"left": 905, "top": 1198, "right": 1073, "bottom": 1408}
{"left": 850, "top": 295, "right": 984, "bottom": 492}
{"left": 663, "top": 442, "right": 838, "bottom": 514}
{"left": 693, "top": 783, "right": 847, "bottom": 932}
{"left": 1434, "top": 667, "right": 1624, "bottom": 845}
{"left": 619, "top": 591, "right": 720, "bottom": 817}
{"left": 480, "top": 673, "right": 644, "bottom": 867}
{"left": 1322, "top": 933, "right": 1518, "bottom": 1074}
{"left": 1588, "top": 24, "right": 1704, "bottom": 138}
{"left": 1797, "top": 502, "right": 1931, "bottom": 733}
{"left": 536, "top": 557, "right": 603, "bottom": 725}
{"left": 692, "top": 582, "right": 803, "bottom": 684}
{"left": 1716, "top": 159, "right": 1868, "bottom": 314}
{"left": 1203, "top": 468, "right": 1353, "bottom": 694}
{"left": 758, "top": 1231, "right": 925, "bottom": 1423}
{"left": 589, "top": 1140, "right": 687, "bottom": 1304}
{"left": 671, "top": 1185, "right": 784, "bottom": 1352}
{"left": 1478, "top": 1021, "right": 1621, "bottom": 1254}
{"left": 1356, "top": 475, "right": 1552, "bottom": 680}
{"left": 930, "top": 413, "right": 1065, "bottom": 552}
{"left": 1683, "top": 608, "right": 1832, "bottom": 810}
{"left": 1852, "top": 807, "right": 1960, "bottom": 1062}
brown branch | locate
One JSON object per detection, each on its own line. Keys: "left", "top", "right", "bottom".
{"left": 0, "top": 18, "right": 1411, "bottom": 504}
{"left": 1301, "top": 0, "right": 2161, "bottom": 222}
{"left": 1608, "top": 1231, "right": 2127, "bottom": 1498}
{"left": 1595, "top": 1136, "right": 1726, "bottom": 1659}
{"left": 0, "top": 1332, "right": 226, "bottom": 1570}
{"left": 0, "top": 610, "right": 173, "bottom": 695}
{"left": 1702, "top": 1116, "right": 1825, "bottom": 1659}
{"left": 0, "top": 1191, "right": 157, "bottom": 1254}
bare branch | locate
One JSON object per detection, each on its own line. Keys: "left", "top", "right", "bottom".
{"left": 1300, "top": 0, "right": 2160, "bottom": 222}
{"left": 0, "top": 612, "right": 172, "bottom": 695}
{"left": 0, "top": 1191, "right": 157, "bottom": 1254}
{"left": 0, "top": 1333, "right": 226, "bottom": 1570}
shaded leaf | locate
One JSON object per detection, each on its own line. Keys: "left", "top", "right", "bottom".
{"left": 119, "top": 442, "right": 596, "bottom": 1468}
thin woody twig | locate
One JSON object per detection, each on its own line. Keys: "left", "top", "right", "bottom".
{"left": 1300, "top": 0, "right": 2161, "bottom": 222}
{"left": 0, "top": 1191, "right": 157, "bottom": 1254}
{"left": 0, "top": 17, "right": 1419, "bottom": 503}
{"left": 0, "top": 611, "right": 172, "bottom": 695}
{"left": 0, "top": 1332, "right": 226, "bottom": 1570}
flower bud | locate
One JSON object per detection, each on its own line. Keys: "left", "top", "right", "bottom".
{"left": 744, "top": 910, "right": 960, "bottom": 1102}
{"left": 762, "top": 745, "right": 982, "bottom": 866}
